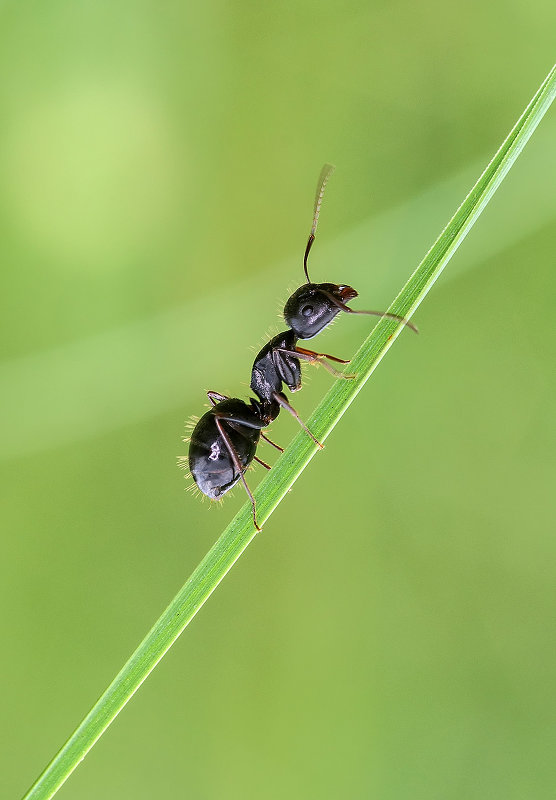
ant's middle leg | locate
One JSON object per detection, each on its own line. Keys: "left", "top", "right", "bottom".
{"left": 208, "top": 390, "right": 284, "bottom": 453}
{"left": 272, "top": 392, "right": 324, "bottom": 449}
{"left": 260, "top": 432, "right": 284, "bottom": 453}
{"left": 275, "top": 347, "right": 355, "bottom": 379}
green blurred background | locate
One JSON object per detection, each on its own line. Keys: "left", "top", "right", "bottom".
{"left": 1, "top": 2, "right": 555, "bottom": 798}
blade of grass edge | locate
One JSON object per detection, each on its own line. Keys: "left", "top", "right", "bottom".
{"left": 22, "top": 63, "right": 556, "bottom": 800}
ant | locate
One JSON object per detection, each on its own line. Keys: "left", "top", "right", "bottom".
{"left": 183, "top": 165, "right": 417, "bottom": 531}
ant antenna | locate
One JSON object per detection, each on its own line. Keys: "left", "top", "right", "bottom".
{"left": 303, "top": 163, "right": 335, "bottom": 283}
{"left": 320, "top": 289, "right": 419, "bottom": 334}
{"left": 340, "top": 305, "right": 419, "bottom": 334}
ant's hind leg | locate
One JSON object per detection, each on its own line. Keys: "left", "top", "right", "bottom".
{"left": 207, "top": 390, "right": 229, "bottom": 406}
{"left": 214, "top": 417, "right": 261, "bottom": 532}
{"left": 272, "top": 392, "right": 324, "bottom": 449}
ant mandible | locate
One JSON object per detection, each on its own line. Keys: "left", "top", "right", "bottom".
{"left": 182, "top": 165, "right": 417, "bottom": 531}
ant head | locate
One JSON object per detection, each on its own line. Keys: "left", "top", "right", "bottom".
{"left": 284, "top": 283, "right": 358, "bottom": 339}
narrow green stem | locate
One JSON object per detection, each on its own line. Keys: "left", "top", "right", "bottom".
{"left": 23, "top": 63, "right": 556, "bottom": 800}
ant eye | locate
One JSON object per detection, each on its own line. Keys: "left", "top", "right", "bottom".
{"left": 301, "top": 305, "right": 313, "bottom": 317}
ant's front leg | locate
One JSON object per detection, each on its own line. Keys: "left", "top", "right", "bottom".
{"left": 275, "top": 347, "right": 355, "bottom": 379}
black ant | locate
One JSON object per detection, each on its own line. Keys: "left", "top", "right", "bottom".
{"left": 183, "top": 165, "right": 417, "bottom": 531}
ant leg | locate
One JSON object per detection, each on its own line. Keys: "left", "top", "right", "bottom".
{"left": 260, "top": 432, "right": 284, "bottom": 452}
{"left": 208, "top": 395, "right": 284, "bottom": 452}
{"left": 275, "top": 347, "right": 354, "bottom": 380}
{"left": 207, "top": 390, "right": 229, "bottom": 406}
{"left": 208, "top": 389, "right": 282, "bottom": 456}
{"left": 207, "top": 397, "right": 283, "bottom": 451}
{"left": 214, "top": 417, "right": 261, "bottom": 532}
{"left": 254, "top": 455, "right": 272, "bottom": 470}
{"left": 272, "top": 392, "right": 324, "bottom": 449}
{"left": 296, "top": 346, "right": 350, "bottom": 365}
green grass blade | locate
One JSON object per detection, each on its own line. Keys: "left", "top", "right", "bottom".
{"left": 22, "top": 63, "right": 556, "bottom": 800}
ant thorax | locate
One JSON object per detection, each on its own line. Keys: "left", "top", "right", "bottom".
{"left": 250, "top": 330, "right": 300, "bottom": 402}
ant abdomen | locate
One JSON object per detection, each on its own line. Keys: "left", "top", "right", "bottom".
{"left": 188, "top": 398, "right": 262, "bottom": 502}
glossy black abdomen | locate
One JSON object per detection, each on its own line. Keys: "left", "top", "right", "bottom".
{"left": 188, "top": 399, "right": 261, "bottom": 500}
